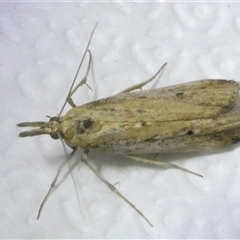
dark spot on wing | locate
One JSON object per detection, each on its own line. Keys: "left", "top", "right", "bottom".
{"left": 83, "top": 118, "right": 93, "bottom": 129}
{"left": 137, "top": 109, "right": 145, "bottom": 113}
{"left": 187, "top": 130, "right": 194, "bottom": 135}
{"left": 176, "top": 92, "right": 184, "bottom": 98}
{"left": 76, "top": 118, "right": 94, "bottom": 134}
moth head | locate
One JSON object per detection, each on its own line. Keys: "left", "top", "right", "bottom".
{"left": 17, "top": 116, "right": 61, "bottom": 140}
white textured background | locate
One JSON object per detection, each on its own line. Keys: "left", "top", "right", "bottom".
{"left": 1, "top": 2, "right": 240, "bottom": 238}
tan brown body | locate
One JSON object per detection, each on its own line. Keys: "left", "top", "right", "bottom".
{"left": 57, "top": 79, "right": 240, "bottom": 154}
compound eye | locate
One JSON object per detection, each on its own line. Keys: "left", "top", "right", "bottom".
{"left": 50, "top": 132, "right": 59, "bottom": 140}
{"left": 48, "top": 116, "right": 60, "bottom": 139}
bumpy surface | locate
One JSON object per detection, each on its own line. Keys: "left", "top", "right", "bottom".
{"left": 1, "top": 2, "right": 240, "bottom": 238}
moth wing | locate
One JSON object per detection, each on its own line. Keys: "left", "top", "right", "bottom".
{"left": 79, "top": 79, "right": 239, "bottom": 122}
{"left": 64, "top": 79, "right": 240, "bottom": 149}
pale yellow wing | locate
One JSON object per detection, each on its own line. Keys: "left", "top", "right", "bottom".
{"left": 77, "top": 79, "right": 239, "bottom": 122}
{"left": 60, "top": 79, "right": 240, "bottom": 149}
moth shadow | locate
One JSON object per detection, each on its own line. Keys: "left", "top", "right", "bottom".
{"left": 84, "top": 145, "right": 239, "bottom": 176}
{"left": 53, "top": 143, "right": 239, "bottom": 192}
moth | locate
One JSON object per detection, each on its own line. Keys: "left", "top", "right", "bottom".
{"left": 17, "top": 24, "right": 240, "bottom": 227}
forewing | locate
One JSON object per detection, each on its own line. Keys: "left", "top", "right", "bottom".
{"left": 79, "top": 79, "right": 239, "bottom": 122}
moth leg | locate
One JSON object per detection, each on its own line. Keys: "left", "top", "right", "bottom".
{"left": 117, "top": 62, "right": 167, "bottom": 94}
{"left": 81, "top": 151, "right": 153, "bottom": 227}
{"left": 67, "top": 50, "right": 93, "bottom": 108}
{"left": 37, "top": 149, "right": 77, "bottom": 219}
{"left": 124, "top": 154, "right": 203, "bottom": 178}
{"left": 58, "top": 23, "right": 97, "bottom": 117}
